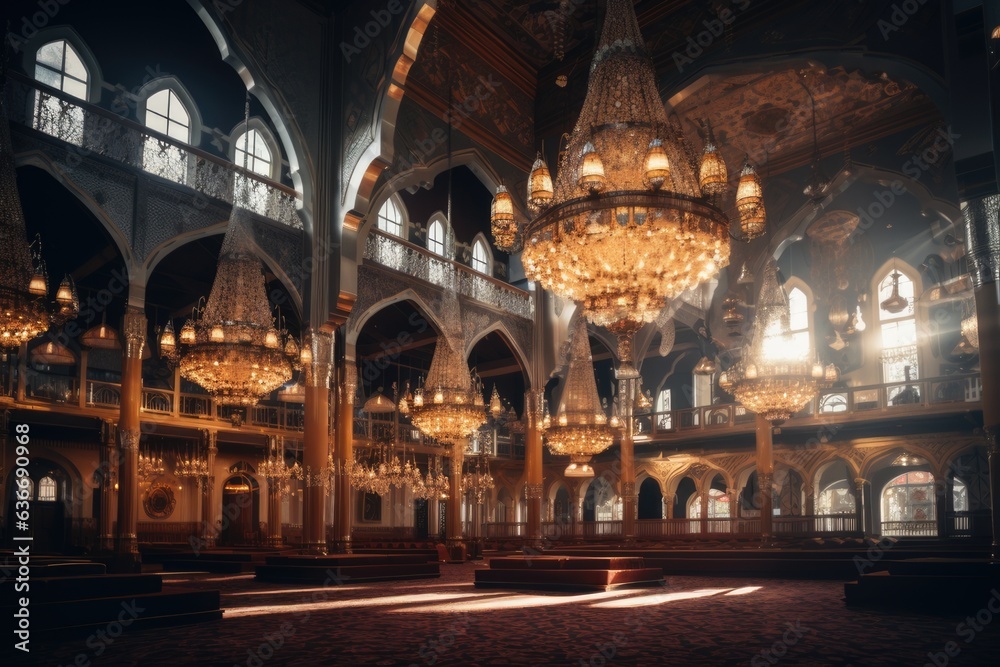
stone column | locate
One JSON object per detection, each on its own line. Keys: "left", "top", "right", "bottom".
{"left": 115, "top": 307, "right": 145, "bottom": 568}
{"left": 727, "top": 488, "right": 739, "bottom": 531}
{"left": 200, "top": 429, "right": 217, "bottom": 548}
{"left": 755, "top": 415, "right": 774, "bottom": 546}
{"left": 524, "top": 390, "right": 544, "bottom": 546}
{"left": 303, "top": 329, "right": 333, "bottom": 554}
{"left": 964, "top": 195, "right": 1000, "bottom": 560}
{"left": 333, "top": 356, "right": 355, "bottom": 553}
{"left": 804, "top": 482, "right": 816, "bottom": 518}
{"left": 267, "top": 435, "right": 284, "bottom": 547}
{"left": 700, "top": 491, "right": 709, "bottom": 534}
{"left": 99, "top": 418, "right": 117, "bottom": 551}
{"left": 446, "top": 441, "right": 466, "bottom": 559}
{"left": 854, "top": 478, "right": 868, "bottom": 536}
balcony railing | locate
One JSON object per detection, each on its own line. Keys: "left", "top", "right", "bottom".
{"left": 880, "top": 520, "right": 937, "bottom": 537}
{"left": 481, "top": 515, "right": 860, "bottom": 541}
{"left": 642, "top": 374, "right": 982, "bottom": 440}
{"left": 5, "top": 72, "right": 302, "bottom": 229}
{"left": 364, "top": 230, "right": 534, "bottom": 320}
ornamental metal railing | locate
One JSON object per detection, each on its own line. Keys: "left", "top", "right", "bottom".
{"left": 5, "top": 72, "right": 302, "bottom": 229}
{"left": 365, "top": 230, "right": 534, "bottom": 320}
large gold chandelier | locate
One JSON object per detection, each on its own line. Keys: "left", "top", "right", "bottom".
{"left": 518, "top": 0, "right": 736, "bottom": 330}
{"left": 177, "top": 207, "right": 296, "bottom": 405}
{"left": 1, "top": 94, "right": 78, "bottom": 348}
{"left": 401, "top": 334, "right": 487, "bottom": 444}
{"left": 544, "top": 314, "right": 614, "bottom": 458}
{"left": 720, "top": 262, "right": 837, "bottom": 425}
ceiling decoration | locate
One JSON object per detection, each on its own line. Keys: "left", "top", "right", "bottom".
{"left": 671, "top": 67, "right": 936, "bottom": 176}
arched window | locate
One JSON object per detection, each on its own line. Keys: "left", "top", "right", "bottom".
{"left": 787, "top": 287, "right": 810, "bottom": 359}
{"left": 377, "top": 197, "right": 405, "bottom": 237}
{"left": 142, "top": 87, "right": 192, "bottom": 184}
{"left": 689, "top": 489, "right": 730, "bottom": 519}
{"left": 428, "top": 219, "right": 446, "bottom": 256}
{"left": 656, "top": 388, "right": 672, "bottom": 430}
{"left": 233, "top": 127, "right": 274, "bottom": 214}
{"left": 877, "top": 268, "right": 919, "bottom": 396}
{"left": 38, "top": 476, "right": 57, "bottom": 502}
{"left": 816, "top": 480, "right": 855, "bottom": 515}
{"left": 33, "top": 39, "right": 89, "bottom": 145}
{"left": 471, "top": 239, "right": 490, "bottom": 274}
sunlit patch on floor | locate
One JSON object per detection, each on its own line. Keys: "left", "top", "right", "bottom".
{"left": 589, "top": 588, "right": 733, "bottom": 608}
{"left": 223, "top": 592, "right": 486, "bottom": 618}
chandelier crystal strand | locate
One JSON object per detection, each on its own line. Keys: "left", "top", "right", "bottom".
{"left": 719, "top": 262, "right": 836, "bottom": 425}
{"left": 520, "top": 0, "right": 732, "bottom": 329}
{"left": 544, "top": 314, "right": 613, "bottom": 458}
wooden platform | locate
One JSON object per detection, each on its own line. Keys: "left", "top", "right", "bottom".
{"left": 845, "top": 558, "right": 1000, "bottom": 612}
{"left": 255, "top": 554, "right": 441, "bottom": 584}
{"left": 474, "top": 556, "right": 664, "bottom": 592}
{"left": 0, "top": 560, "right": 222, "bottom": 637}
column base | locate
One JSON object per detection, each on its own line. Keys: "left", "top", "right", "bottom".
{"left": 332, "top": 538, "right": 352, "bottom": 554}
{"left": 302, "top": 540, "right": 328, "bottom": 555}
{"left": 267, "top": 536, "right": 284, "bottom": 548}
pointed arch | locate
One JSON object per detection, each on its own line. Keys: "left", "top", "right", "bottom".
{"left": 142, "top": 223, "right": 303, "bottom": 318}
{"left": 187, "top": 0, "right": 311, "bottom": 227}
{"left": 464, "top": 320, "right": 530, "bottom": 388}
{"left": 13, "top": 155, "right": 137, "bottom": 279}
{"left": 470, "top": 232, "right": 492, "bottom": 275}
{"left": 228, "top": 117, "right": 281, "bottom": 181}
{"left": 345, "top": 288, "right": 445, "bottom": 347}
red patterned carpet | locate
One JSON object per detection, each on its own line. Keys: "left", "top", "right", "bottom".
{"left": 15, "top": 561, "right": 1000, "bottom": 666}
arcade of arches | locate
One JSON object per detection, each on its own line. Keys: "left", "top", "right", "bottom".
{"left": 3, "top": 0, "right": 1000, "bottom": 665}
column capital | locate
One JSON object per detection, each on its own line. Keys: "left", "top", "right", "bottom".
{"left": 118, "top": 428, "right": 140, "bottom": 451}
{"left": 525, "top": 483, "right": 544, "bottom": 499}
{"left": 341, "top": 362, "right": 357, "bottom": 405}
{"left": 122, "top": 307, "right": 147, "bottom": 360}
{"left": 304, "top": 329, "right": 334, "bottom": 388}
{"left": 201, "top": 428, "right": 218, "bottom": 451}
{"left": 854, "top": 477, "right": 867, "bottom": 488}
{"left": 621, "top": 481, "right": 636, "bottom": 499}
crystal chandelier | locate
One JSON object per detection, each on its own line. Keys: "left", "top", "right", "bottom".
{"left": 174, "top": 447, "right": 211, "bottom": 486}
{"left": 411, "top": 455, "right": 450, "bottom": 501}
{"left": 349, "top": 438, "right": 412, "bottom": 497}
{"left": 1, "top": 92, "right": 79, "bottom": 348}
{"left": 544, "top": 314, "right": 614, "bottom": 458}
{"left": 138, "top": 448, "right": 165, "bottom": 482}
{"left": 520, "top": 0, "right": 744, "bottom": 330}
{"left": 259, "top": 443, "right": 303, "bottom": 494}
{"left": 720, "top": 262, "right": 837, "bottom": 425}
{"left": 401, "top": 334, "right": 487, "bottom": 444}
{"left": 461, "top": 451, "right": 494, "bottom": 505}
{"left": 177, "top": 207, "right": 296, "bottom": 406}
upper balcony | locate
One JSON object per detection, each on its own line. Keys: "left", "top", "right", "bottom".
{"left": 364, "top": 229, "right": 534, "bottom": 321}
{"left": 4, "top": 72, "right": 302, "bottom": 230}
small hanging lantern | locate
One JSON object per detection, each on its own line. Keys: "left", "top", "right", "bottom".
{"left": 699, "top": 126, "right": 728, "bottom": 196}
{"left": 735, "top": 158, "right": 766, "bottom": 239}
{"left": 879, "top": 271, "right": 909, "bottom": 314}
{"left": 643, "top": 139, "right": 670, "bottom": 190}
{"left": 577, "top": 142, "right": 606, "bottom": 194}
{"left": 527, "top": 152, "right": 554, "bottom": 211}
{"left": 490, "top": 185, "right": 517, "bottom": 252}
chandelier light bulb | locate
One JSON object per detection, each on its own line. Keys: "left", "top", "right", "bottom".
{"left": 735, "top": 159, "right": 766, "bottom": 239}
{"left": 699, "top": 135, "right": 728, "bottom": 197}
{"left": 159, "top": 321, "right": 176, "bottom": 353}
{"left": 209, "top": 326, "right": 225, "bottom": 343}
{"left": 54, "top": 276, "right": 74, "bottom": 305}
{"left": 28, "top": 271, "right": 47, "bottom": 296}
{"left": 264, "top": 328, "right": 279, "bottom": 349}
{"left": 299, "top": 344, "right": 313, "bottom": 366}
{"left": 643, "top": 139, "right": 670, "bottom": 190}
{"left": 577, "top": 142, "right": 606, "bottom": 194}
{"left": 528, "top": 152, "right": 554, "bottom": 210}
{"left": 490, "top": 185, "right": 517, "bottom": 251}
{"left": 180, "top": 319, "right": 196, "bottom": 345}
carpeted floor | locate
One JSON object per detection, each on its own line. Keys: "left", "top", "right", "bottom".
{"left": 15, "top": 562, "right": 1000, "bottom": 666}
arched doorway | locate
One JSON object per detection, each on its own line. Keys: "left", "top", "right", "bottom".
{"left": 495, "top": 488, "right": 514, "bottom": 523}
{"left": 673, "top": 476, "right": 697, "bottom": 519}
{"left": 880, "top": 470, "right": 937, "bottom": 536}
{"left": 553, "top": 485, "right": 571, "bottom": 525}
{"left": 220, "top": 472, "right": 260, "bottom": 545}
{"left": 637, "top": 477, "right": 663, "bottom": 519}
{"left": 5, "top": 458, "right": 72, "bottom": 553}
{"left": 774, "top": 468, "right": 805, "bottom": 516}
{"left": 583, "top": 477, "right": 618, "bottom": 522}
